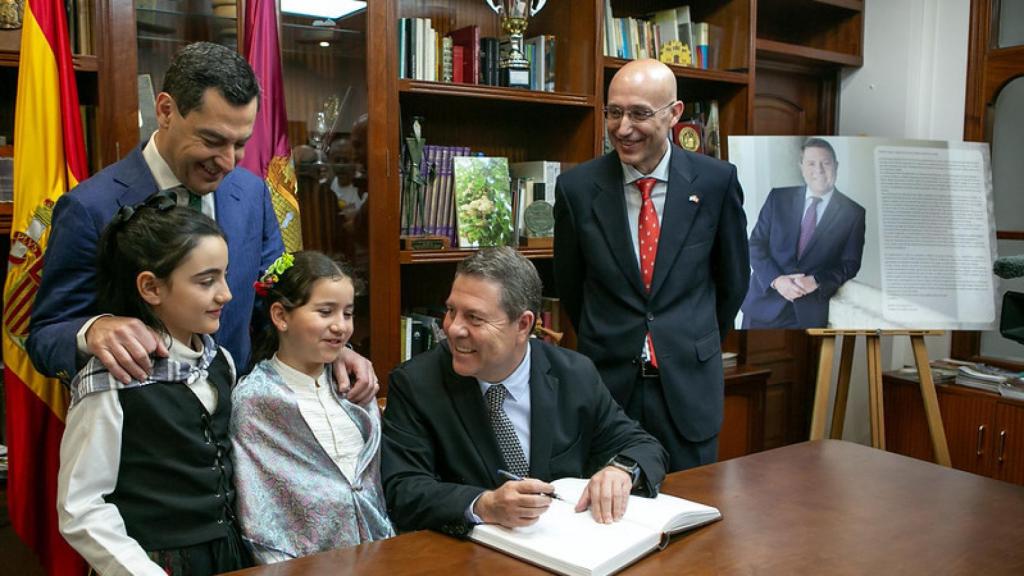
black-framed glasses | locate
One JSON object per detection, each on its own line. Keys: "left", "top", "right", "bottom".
{"left": 603, "top": 101, "right": 676, "bottom": 123}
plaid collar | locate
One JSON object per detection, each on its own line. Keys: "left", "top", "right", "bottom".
{"left": 70, "top": 334, "right": 218, "bottom": 407}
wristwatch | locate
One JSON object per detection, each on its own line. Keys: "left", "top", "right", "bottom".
{"left": 607, "top": 455, "right": 641, "bottom": 488}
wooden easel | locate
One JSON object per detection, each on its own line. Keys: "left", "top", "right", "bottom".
{"left": 807, "top": 329, "right": 951, "bottom": 467}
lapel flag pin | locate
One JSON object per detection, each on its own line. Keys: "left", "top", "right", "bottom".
{"left": 689, "top": 194, "right": 700, "bottom": 204}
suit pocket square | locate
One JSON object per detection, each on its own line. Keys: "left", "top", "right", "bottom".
{"left": 689, "top": 195, "right": 700, "bottom": 203}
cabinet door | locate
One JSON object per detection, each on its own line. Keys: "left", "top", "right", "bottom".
{"left": 936, "top": 389, "right": 996, "bottom": 477}
{"left": 884, "top": 377, "right": 995, "bottom": 475}
{"left": 992, "top": 401, "right": 1024, "bottom": 485}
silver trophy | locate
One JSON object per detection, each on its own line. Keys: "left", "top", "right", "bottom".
{"left": 484, "top": 0, "right": 547, "bottom": 89}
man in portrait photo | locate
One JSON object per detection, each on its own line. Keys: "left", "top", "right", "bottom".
{"left": 741, "top": 137, "right": 866, "bottom": 329}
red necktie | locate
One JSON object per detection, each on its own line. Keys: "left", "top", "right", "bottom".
{"left": 636, "top": 177, "right": 659, "bottom": 367}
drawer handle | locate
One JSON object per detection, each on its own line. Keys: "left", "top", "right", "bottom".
{"left": 976, "top": 425, "right": 985, "bottom": 456}
{"left": 997, "top": 430, "right": 1007, "bottom": 464}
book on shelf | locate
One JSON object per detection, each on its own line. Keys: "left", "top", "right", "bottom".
{"left": 453, "top": 156, "right": 514, "bottom": 248}
{"left": 442, "top": 36, "right": 454, "bottom": 83}
{"left": 480, "top": 37, "right": 501, "bottom": 86}
{"left": 705, "top": 100, "right": 721, "bottom": 159}
{"left": 448, "top": 25, "right": 480, "bottom": 85}
{"left": 525, "top": 35, "right": 546, "bottom": 91}
{"left": 398, "top": 17, "right": 440, "bottom": 81}
{"left": 469, "top": 477, "right": 721, "bottom": 576}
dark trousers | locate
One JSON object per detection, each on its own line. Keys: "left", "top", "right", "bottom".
{"left": 625, "top": 370, "right": 718, "bottom": 473}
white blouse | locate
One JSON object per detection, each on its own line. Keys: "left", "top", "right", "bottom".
{"left": 270, "top": 356, "right": 365, "bottom": 481}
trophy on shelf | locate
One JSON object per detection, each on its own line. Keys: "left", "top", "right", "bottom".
{"left": 484, "top": 0, "right": 547, "bottom": 89}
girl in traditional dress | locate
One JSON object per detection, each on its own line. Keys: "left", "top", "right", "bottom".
{"left": 58, "top": 194, "right": 252, "bottom": 575}
{"left": 231, "top": 251, "right": 393, "bottom": 563}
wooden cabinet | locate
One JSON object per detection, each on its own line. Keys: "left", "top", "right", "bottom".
{"left": 719, "top": 364, "right": 770, "bottom": 460}
{"left": 884, "top": 373, "right": 1024, "bottom": 485}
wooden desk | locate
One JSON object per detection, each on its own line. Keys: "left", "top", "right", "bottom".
{"left": 227, "top": 440, "right": 1024, "bottom": 575}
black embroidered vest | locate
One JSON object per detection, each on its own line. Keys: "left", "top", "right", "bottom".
{"left": 107, "top": 349, "right": 236, "bottom": 551}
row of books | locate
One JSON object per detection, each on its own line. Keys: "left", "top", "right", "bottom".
{"left": 67, "top": 0, "right": 94, "bottom": 55}
{"left": 397, "top": 21, "right": 556, "bottom": 91}
{"left": 399, "top": 312, "right": 446, "bottom": 362}
{"left": 400, "top": 297, "right": 565, "bottom": 362}
{"left": 603, "top": 1, "right": 720, "bottom": 70}
{"left": 400, "top": 146, "right": 567, "bottom": 248}
{"left": 400, "top": 144, "right": 471, "bottom": 242}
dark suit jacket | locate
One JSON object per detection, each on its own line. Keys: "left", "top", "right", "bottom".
{"left": 553, "top": 147, "right": 749, "bottom": 443}
{"left": 381, "top": 340, "right": 667, "bottom": 536}
{"left": 741, "top": 186, "right": 866, "bottom": 328}
{"left": 27, "top": 143, "right": 284, "bottom": 381}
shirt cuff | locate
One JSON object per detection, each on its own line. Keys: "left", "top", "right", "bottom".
{"left": 77, "top": 315, "right": 111, "bottom": 355}
{"left": 465, "top": 493, "right": 484, "bottom": 525}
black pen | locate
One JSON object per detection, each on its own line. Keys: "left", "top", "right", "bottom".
{"left": 497, "top": 469, "right": 565, "bottom": 501}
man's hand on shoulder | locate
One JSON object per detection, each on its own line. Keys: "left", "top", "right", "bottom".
{"left": 474, "top": 479, "right": 554, "bottom": 528}
{"left": 575, "top": 466, "right": 632, "bottom": 524}
{"left": 333, "top": 347, "right": 378, "bottom": 405}
{"left": 86, "top": 316, "right": 168, "bottom": 383}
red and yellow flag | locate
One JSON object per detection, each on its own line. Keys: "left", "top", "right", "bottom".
{"left": 239, "top": 0, "right": 302, "bottom": 252}
{"left": 3, "top": 0, "right": 88, "bottom": 573}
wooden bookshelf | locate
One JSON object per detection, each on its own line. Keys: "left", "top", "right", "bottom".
{"left": 0, "top": 0, "right": 863, "bottom": 386}
{"left": 755, "top": 38, "right": 862, "bottom": 67}
{"left": 400, "top": 247, "right": 553, "bottom": 265}
{"left": 603, "top": 57, "right": 749, "bottom": 86}
{"left": 0, "top": 202, "right": 11, "bottom": 235}
{"left": 399, "top": 79, "right": 595, "bottom": 107}
{"left": 362, "top": 0, "right": 866, "bottom": 373}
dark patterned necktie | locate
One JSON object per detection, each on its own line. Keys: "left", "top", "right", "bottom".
{"left": 636, "top": 177, "right": 660, "bottom": 368}
{"left": 798, "top": 196, "right": 821, "bottom": 258}
{"left": 485, "top": 384, "right": 529, "bottom": 478}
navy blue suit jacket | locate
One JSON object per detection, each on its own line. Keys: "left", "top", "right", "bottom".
{"left": 553, "top": 147, "right": 750, "bottom": 443}
{"left": 381, "top": 340, "right": 667, "bottom": 536}
{"left": 27, "top": 143, "right": 284, "bottom": 381}
{"left": 741, "top": 186, "right": 866, "bottom": 328}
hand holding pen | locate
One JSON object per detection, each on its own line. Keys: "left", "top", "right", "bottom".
{"left": 497, "top": 469, "right": 565, "bottom": 501}
{"left": 473, "top": 471, "right": 559, "bottom": 528}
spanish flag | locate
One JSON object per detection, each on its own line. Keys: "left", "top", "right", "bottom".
{"left": 239, "top": 0, "right": 302, "bottom": 252}
{"left": 3, "top": 0, "right": 88, "bottom": 573}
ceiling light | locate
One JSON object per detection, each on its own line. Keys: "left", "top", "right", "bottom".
{"left": 282, "top": 0, "right": 365, "bottom": 19}
{"left": 319, "top": 41, "right": 331, "bottom": 48}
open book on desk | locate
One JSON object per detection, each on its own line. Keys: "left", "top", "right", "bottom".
{"left": 469, "top": 477, "right": 721, "bottom": 576}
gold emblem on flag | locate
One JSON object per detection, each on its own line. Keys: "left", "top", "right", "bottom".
{"left": 267, "top": 154, "right": 303, "bottom": 252}
{"left": 4, "top": 199, "right": 54, "bottom": 347}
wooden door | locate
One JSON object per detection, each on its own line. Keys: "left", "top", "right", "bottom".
{"left": 993, "top": 401, "right": 1024, "bottom": 484}
{"left": 937, "top": 388, "right": 996, "bottom": 477}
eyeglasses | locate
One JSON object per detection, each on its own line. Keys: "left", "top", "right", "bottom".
{"left": 603, "top": 102, "right": 676, "bottom": 123}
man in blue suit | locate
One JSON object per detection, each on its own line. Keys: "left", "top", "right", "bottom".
{"left": 28, "top": 42, "right": 376, "bottom": 399}
{"left": 741, "top": 137, "right": 866, "bottom": 329}
{"left": 554, "top": 60, "right": 749, "bottom": 472}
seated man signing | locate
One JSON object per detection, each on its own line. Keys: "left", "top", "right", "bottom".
{"left": 382, "top": 247, "right": 667, "bottom": 536}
